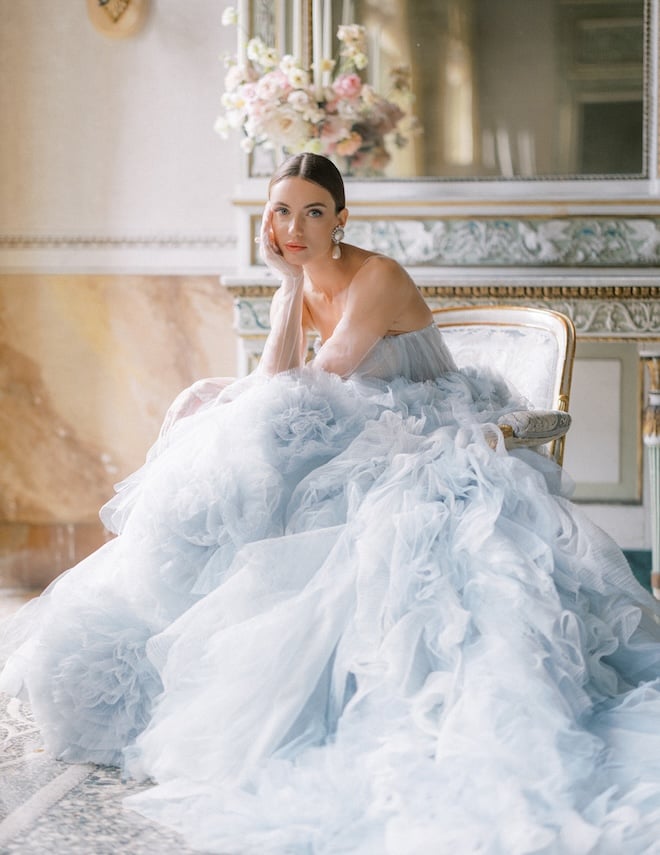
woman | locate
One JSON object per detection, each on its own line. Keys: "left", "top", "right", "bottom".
{"left": 3, "top": 154, "right": 660, "bottom": 855}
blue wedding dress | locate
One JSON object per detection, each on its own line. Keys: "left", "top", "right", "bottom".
{"left": 3, "top": 324, "right": 660, "bottom": 854}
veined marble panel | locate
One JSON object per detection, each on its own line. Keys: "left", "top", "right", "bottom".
{"left": 0, "top": 274, "right": 237, "bottom": 587}
{"left": 0, "top": 274, "right": 236, "bottom": 524}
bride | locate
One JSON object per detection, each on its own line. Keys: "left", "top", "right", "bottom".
{"left": 3, "top": 153, "right": 660, "bottom": 855}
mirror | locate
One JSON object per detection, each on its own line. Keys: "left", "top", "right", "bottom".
{"left": 245, "top": 0, "right": 651, "bottom": 181}
{"left": 344, "top": 0, "right": 647, "bottom": 179}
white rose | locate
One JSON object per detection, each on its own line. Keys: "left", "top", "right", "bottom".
{"left": 259, "top": 48, "right": 280, "bottom": 70}
{"left": 280, "top": 54, "right": 298, "bottom": 72}
{"left": 287, "top": 67, "right": 310, "bottom": 88}
{"left": 214, "top": 116, "right": 230, "bottom": 138}
{"left": 221, "top": 7, "right": 238, "bottom": 26}
{"left": 247, "top": 37, "right": 266, "bottom": 63}
{"left": 227, "top": 108, "right": 247, "bottom": 129}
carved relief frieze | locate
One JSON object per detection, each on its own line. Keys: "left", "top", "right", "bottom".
{"left": 229, "top": 286, "right": 660, "bottom": 339}
{"left": 424, "top": 297, "right": 660, "bottom": 337}
{"left": 559, "top": 299, "right": 660, "bottom": 336}
{"left": 420, "top": 284, "right": 660, "bottom": 337}
{"left": 344, "top": 217, "right": 660, "bottom": 267}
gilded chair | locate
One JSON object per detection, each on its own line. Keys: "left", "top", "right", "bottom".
{"left": 433, "top": 306, "right": 576, "bottom": 465}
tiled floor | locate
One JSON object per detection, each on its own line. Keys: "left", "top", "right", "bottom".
{"left": 0, "top": 589, "right": 209, "bottom": 855}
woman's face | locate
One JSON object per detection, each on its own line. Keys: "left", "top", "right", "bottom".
{"left": 268, "top": 177, "right": 344, "bottom": 264}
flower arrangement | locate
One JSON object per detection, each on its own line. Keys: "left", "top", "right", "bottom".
{"left": 215, "top": 9, "right": 417, "bottom": 177}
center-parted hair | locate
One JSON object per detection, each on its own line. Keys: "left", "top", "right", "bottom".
{"left": 268, "top": 153, "right": 346, "bottom": 213}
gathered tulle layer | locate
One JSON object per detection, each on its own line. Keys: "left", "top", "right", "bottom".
{"left": 2, "top": 338, "right": 660, "bottom": 853}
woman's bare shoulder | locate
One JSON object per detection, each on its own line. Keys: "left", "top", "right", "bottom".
{"left": 352, "top": 252, "right": 414, "bottom": 293}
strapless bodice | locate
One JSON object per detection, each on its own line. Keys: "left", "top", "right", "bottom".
{"left": 354, "top": 324, "right": 457, "bottom": 381}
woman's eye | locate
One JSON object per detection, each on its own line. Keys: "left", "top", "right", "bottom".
{"left": 273, "top": 206, "right": 289, "bottom": 215}
{"left": 308, "top": 209, "right": 323, "bottom": 217}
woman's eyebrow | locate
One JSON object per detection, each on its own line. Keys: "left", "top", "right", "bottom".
{"left": 272, "top": 201, "right": 328, "bottom": 209}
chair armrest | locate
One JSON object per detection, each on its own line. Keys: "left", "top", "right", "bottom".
{"left": 497, "top": 409, "right": 572, "bottom": 448}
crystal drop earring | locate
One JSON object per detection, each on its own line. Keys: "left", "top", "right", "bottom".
{"left": 331, "top": 225, "right": 345, "bottom": 260}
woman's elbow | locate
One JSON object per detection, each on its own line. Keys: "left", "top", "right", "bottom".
{"left": 310, "top": 355, "right": 352, "bottom": 379}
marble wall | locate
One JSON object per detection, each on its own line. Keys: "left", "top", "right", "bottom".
{"left": 0, "top": 1, "right": 242, "bottom": 587}
{"left": 0, "top": 274, "right": 236, "bottom": 588}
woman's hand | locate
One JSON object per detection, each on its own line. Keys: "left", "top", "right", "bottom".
{"left": 259, "top": 204, "right": 303, "bottom": 284}
{"left": 158, "top": 377, "right": 235, "bottom": 437}
{"left": 255, "top": 204, "right": 307, "bottom": 375}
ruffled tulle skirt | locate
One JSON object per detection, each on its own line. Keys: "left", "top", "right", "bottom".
{"left": 3, "top": 361, "right": 660, "bottom": 854}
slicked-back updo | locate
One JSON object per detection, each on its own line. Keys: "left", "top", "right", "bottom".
{"left": 268, "top": 153, "right": 346, "bottom": 213}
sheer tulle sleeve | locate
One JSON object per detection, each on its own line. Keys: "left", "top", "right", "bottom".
{"left": 256, "top": 277, "right": 307, "bottom": 377}
{"left": 158, "top": 376, "right": 236, "bottom": 437}
{"left": 311, "top": 259, "right": 411, "bottom": 378}
{"left": 258, "top": 279, "right": 384, "bottom": 380}
{"left": 255, "top": 201, "right": 309, "bottom": 377}
{"left": 311, "top": 314, "right": 383, "bottom": 379}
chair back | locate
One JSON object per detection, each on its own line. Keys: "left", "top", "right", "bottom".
{"left": 433, "top": 305, "right": 576, "bottom": 463}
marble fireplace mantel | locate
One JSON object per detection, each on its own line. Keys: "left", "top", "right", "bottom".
{"left": 222, "top": 271, "right": 660, "bottom": 374}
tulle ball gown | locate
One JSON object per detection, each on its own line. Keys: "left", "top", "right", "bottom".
{"left": 3, "top": 324, "right": 660, "bottom": 855}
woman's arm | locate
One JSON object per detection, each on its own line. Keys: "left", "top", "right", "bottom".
{"left": 158, "top": 376, "right": 236, "bottom": 436}
{"left": 256, "top": 204, "right": 309, "bottom": 377}
{"left": 312, "top": 257, "right": 411, "bottom": 378}
{"left": 256, "top": 276, "right": 307, "bottom": 376}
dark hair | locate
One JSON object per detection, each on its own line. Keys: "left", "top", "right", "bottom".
{"left": 268, "top": 153, "right": 346, "bottom": 213}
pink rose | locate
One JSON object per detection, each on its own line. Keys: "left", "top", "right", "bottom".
{"left": 331, "top": 73, "right": 363, "bottom": 99}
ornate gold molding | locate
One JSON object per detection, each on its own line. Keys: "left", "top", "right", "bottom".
{"left": 419, "top": 285, "right": 660, "bottom": 300}
{"left": 226, "top": 283, "right": 660, "bottom": 300}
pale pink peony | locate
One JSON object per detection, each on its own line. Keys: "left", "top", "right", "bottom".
{"left": 256, "top": 69, "right": 292, "bottom": 100}
{"left": 331, "top": 73, "right": 363, "bottom": 100}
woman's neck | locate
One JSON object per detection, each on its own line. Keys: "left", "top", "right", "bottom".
{"left": 303, "top": 256, "right": 350, "bottom": 298}
{"left": 304, "top": 245, "right": 367, "bottom": 298}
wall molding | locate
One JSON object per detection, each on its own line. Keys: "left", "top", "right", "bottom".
{"left": 0, "top": 232, "right": 238, "bottom": 275}
{"left": 0, "top": 233, "right": 235, "bottom": 249}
